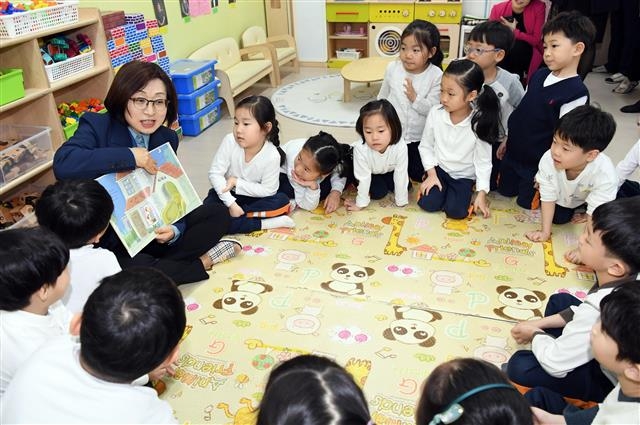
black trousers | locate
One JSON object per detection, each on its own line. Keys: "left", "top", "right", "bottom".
{"left": 101, "top": 203, "right": 230, "bottom": 285}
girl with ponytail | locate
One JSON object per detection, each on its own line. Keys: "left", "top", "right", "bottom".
{"left": 418, "top": 59, "right": 501, "bottom": 219}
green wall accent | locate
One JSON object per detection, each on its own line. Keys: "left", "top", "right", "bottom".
{"left": 79, "top": 0, "right": 266, "bottom": 59}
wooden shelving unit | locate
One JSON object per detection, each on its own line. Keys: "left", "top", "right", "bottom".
{"left": 0, "top": 8, "right": 113, "bottom": 198}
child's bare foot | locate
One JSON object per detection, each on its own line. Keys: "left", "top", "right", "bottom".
{"left": 200, "top": 238, "right": 242, "bottom": 270}
{"left": 564, "top": 248, "right": 583, "bottom": 265}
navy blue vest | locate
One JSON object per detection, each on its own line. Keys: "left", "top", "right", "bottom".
{"left": 506, "top": 68, "right": 589, "bottom": 167}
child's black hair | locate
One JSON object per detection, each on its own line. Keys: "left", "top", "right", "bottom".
{"left": 444, "top": 59, "right": 502, "bottom": 144}
{"left": 35, "top": 179, "right": 114, "bottom": 249}
{"left": 600, "top": 283, "right": 640, "bottom": 364}
{"left": 554, "top": 104, "right": 615, "bottom": 151}
{"left": 256, "top": 354, "right": 372, "bottom": 425}
{"left": 402, "top": 19, "right": 444, "bottom": 69}
{"left": 0, "top": 227, "right": 69, "bottom": 311}
{"left": 236, "top": 95, "right": 285, "bottom": 165}
{"left": 416, "top": 358, "right": 533, "bottom": 425}
{"left": 591, "top": 197, "right": 640, "bottom": 274}
{"left": 468, "top": 20, "right": 515, "bottom": 55}
{"left": 355, "top": 99, "right": 403, "bottom": 146}
{"left": 80, "top": 267, "right": 186, "bottom": 383}
{"left": 302, "top": 131, "right": 352, "bottom": 178}
{"left": 542, "top": 10, "right": 596, "bottom": 47}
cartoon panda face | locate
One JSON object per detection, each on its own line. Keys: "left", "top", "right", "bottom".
{"left": 332, "top": 265, "right": 371, "bottom": 283}
{"left": 217, "top": 291, "right": 261, "bottom": 313}
{"left": 498, "top": 287, "right": 544, "bottom": 310}
{"left": 388, "top": 319, "right": 435, "bottom": 345}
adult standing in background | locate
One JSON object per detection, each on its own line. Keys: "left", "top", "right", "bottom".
{"left": 490, "top": 0, "right": 546, "bottom": 84}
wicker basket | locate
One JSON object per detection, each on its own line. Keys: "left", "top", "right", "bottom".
{"left": 44, "top": 51, "right": 94, "bottom": 83}
{"left": 0, "top": 1, "right": 79, "bottom": 38}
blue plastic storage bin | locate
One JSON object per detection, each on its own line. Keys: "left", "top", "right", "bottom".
{"left": 170, "top": 59, "right": 217, "bottom": 94}
{"left": 179, "top": 98, "right": 223, "bottom": 136}
{"left": 176, "top": 79, "right": 221, "bottom": 115}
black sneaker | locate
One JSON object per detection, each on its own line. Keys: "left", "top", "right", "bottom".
{"left": 621, "top": 100, "right": 640, "bottom": 113}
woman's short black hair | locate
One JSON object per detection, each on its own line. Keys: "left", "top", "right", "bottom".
{"left": 0, "top": 227, "right": 69, "bottom": 311}
{"left": 104, "top": 61, "right": 178, "bottom": 126}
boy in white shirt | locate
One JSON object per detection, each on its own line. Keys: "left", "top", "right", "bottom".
{"left": 1, "top": 267, "right": 183, "bottom": 423}
{"left": 0, "top": 227, "right": 72, "bottom": 396}
{"left": 525, "top": 105, "right": 618, "bottom": 245}
{"left": 615, "top": 138, "right": 640, "bottom": 198}
{"left": 35, "top": 179, "right": 121, "bottom": 313}
{"left": 529, "top": 284, "right": 640, "bottom": 425}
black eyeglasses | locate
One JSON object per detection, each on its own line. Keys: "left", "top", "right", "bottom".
{"left": 129, "top": 97, "right": 169, "bottom": 110}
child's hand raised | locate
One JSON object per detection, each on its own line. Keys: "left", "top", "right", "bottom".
{"left": 403, "top": 78, "right": 417, "bottom": 103}
{"left": 343, "top": 198, "right": 362, "bottom": 212}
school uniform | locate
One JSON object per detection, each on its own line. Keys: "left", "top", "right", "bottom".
{"left": 418, "top": 105, "right": 492, "bottom": 219}
{"left": 487, "top": 67, "right": 525, "bottom": 190}
{"left": 506, "top": 275, "right": 640, "bottom": 402}
{"left": 616, "top": 139, "right": 640, "bottom": 198}
{"left": 378, "top": 60, "right": 442, "bottom": 182}
{"left": 498, "top": 68, "right": 589, "bottom": 209}
{"left": 352, "top": 140, "right": 409, "bottom": 209}
{"left": 0, "top": 336, "right": 177, "bottom": 423}
{"left": 536, "top": 151, "right": 618, "bottom": 224}
{"left": 205, "top": 133, "right": 289, "bottom": 233}
{"left": 0, "top": 301, "right": 72, "bottom": 396}
{"left": 65, "top": 246, "right": 121, "bottom": 314}
{"left": 278, "top": 138, "right": 347, "bottom": 211}
{"left": 53, "top": 112, "right": 230, "bottom": 285}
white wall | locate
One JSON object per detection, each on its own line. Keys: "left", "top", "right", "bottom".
{"left": 292, "top": 1, "right": 327, "bottom": 62}
{"left": 463, "top": 0, "right": 504, "bottom": 18}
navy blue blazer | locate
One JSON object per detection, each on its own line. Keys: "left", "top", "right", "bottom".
{"left": 53, "top": 112, "right": 179, "bottom": 180}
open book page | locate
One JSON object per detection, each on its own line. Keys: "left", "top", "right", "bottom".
{"left": 96, "top": 142, "right": 202, "bottom": 257}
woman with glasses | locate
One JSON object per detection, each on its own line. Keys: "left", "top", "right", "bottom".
{"left": 53, "top": 61, "right": 240, "bottom": 285}
{"left": 490, "top": 0, "right": 546, "bottom": 84}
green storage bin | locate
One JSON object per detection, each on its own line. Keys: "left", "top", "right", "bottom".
{"left": 326, "top": 3, "right": 369, "bottom": 22}
{"left": 0, "top": 69, "right": 25, "bottom": 106}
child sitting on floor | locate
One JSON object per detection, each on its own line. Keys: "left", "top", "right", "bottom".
{"left": 205, "top": 95, "right": 293, "bottom": 232}
{"left": 1, "top": 268, "right": 184, "bottom": 423}
{"left": 507, "top": 197, "right": 640, "bottom": 403}
{"left": 256, "top": 354, "right": 373, "bottom": 425}
{"left": 525, "top": 105, "right": 618, "bottom": 244}
{"left": 415, "top": 358, "right": 532, "bottom": 425}
{"left": 0, "top": 227, "right": 72, "bottom": 396}
{"left": 35, "top": 179, "right": 121, "bottom": 313}
{"left": 278, "top": 131, "right": 351, "bottom": 214}
{"left": 528, "top": 284, "right": 640, "bottom": 425}
{"left": 345, "top": 99, "right": 409, "bottom": 211}
{"left": 615, "top": 138, "right": 640, "bottom": 198}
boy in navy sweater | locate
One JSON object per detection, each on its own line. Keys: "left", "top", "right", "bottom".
{"left": 497, "top": 11, "right": 595, "bottom": 210}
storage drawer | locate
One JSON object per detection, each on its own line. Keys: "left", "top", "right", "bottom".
{"left": 326, "top": 3, "right": 369, "bottom": 23}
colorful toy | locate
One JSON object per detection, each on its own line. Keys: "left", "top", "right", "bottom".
{"left": 41, "top": 33, "right": 93, "bottom": 65}
{"left": 57, "top": 98, "right": 105, "bottom": 126}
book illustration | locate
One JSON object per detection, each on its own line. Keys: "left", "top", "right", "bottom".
{"left": 97, "top": 142, "right": 202, "bottom": 257}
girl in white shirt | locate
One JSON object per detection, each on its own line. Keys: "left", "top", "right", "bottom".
{"left": 378, "top": 19, "right": 443, "bottom": 182}
{"left": 345, "top": 99, "right": 409, "bottom": 211}
{"left": 418, "top": 59, "right": 501, "bottom": 219}
{"left": 278, "top": 131, "right": 351, "bottom": 214}
{"left": 205, "top": 95, "right": 293, "bottom": 233}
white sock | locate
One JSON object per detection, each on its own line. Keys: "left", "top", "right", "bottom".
{"left": 261, "top": 216, "right": 296, "bottom": 230}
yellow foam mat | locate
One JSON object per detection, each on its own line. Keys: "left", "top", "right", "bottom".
{"left": 162, "top": 192, "right": 595, "bottom": 424}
